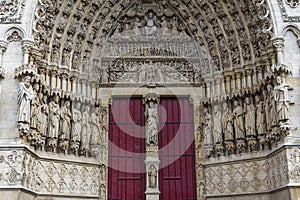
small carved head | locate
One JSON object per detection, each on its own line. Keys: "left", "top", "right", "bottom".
{"left": 223, "top": 102, "right": 228, "bottom": 110}
{"left": 22, "top": 76, "right": 31, "bottom": 88}
{"left": 245, "top": 97, "right": 251, "bottom": 104}
{"left": 76, "top": 102, "right": 81, "bottom": 109}
{"left": 33, "top": 83, "right": 40, "bottom": 92}
{"left": 53, "top": 95, "right": 59, "bottom": 103}
{"left": 233, "top": 100, "right": 239, "bottom": 107}
{"left": 255, "top": 95, "right": 260, "bottom": 103}
{"left": 64, "top": 101, "right": 70, "bottom": 107}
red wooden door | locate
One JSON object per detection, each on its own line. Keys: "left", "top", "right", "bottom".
{"left": 108, "top": 97, "right": 146, "bottom": 200}
{"left": 158, "top": 97, "right": 197, "bottom": 200}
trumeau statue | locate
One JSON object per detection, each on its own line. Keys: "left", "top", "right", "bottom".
{"left": 145, "top": 101, "right": 158, "bottom": 145}
{"left": 72, "top": 102, "right": 82, "bottom": 142}
{"left": 148, "top": 165, "right": 157, "bottom": 188}
{"left": 233, "top": 100, "right": 245, "bottom": 140}
{"left": 48, "top": 96, "right": 60, "bottom": 139}
{"left": 17, "top": 76, "right": 34, "bottom": 133}
{"left": 60, "top": 101, "right": 71, "bottom": 141}
{"left": 213, "top": 105, "right": 222, "bottom": 144}
{"left": 222, "top": 102, "right": 234, "bottom": 141}
{"left": 244, "top": 97, "right": 256, "bottom": 137}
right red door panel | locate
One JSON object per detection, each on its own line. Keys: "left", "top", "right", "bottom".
{"left": 158, "top": 97, "right": 197, "bottom": 200}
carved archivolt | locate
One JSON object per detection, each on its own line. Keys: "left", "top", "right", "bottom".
{"left": 31, "top": 0, "right": 276, "bottom": 83}
{"left": 0, "top": 0, "right": 25, "bottom": 23}
{"left": 286, "top": 0, "right": 300, "bottom": 8}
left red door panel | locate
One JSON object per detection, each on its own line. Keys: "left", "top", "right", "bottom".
{"left": 108, "top": 97, "right": 146, "bottom": 200}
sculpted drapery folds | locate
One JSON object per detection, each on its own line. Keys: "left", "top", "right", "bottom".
{"left": 213, "top": 105, "right": 222, "bottom": 144}
{"left": 222, "top": 102, "right": 234, "bottom": 141}
{"left": 268, "top": 84, "right": 278, "bottom": 128}
{"left": 40, "top": 94, "right": 49, "bottom": 137}
{"left": 17, "top": 76, "right": 34, "bottom": 133}
{"left": 148, "top": 165, "right": 158, "bottom": 188}
{"left": 274, "top": 76, "right": 291, "bottom": 125}
{"left": 203, "top": 107, "right": 212, "bottom": 146}
{"left": 91, "top": 107, "right": 101, "bottom": 145}
{"left": 60, "top": 101, "right": 71, "bottom": 141}
{"left": 255, "top": 95, "right": 266, "bottom": 136}
{"left": 81, "top": 105, "right": 92, "bottom": 153}
{"left": 48, "top": 96, "right": 60, "bottom": 139}
{"left": 30, "top": 83, "right": 42, "bottom": 132}
{"left": 244, "top": 97, "right": 256, "bottom": 137}
{"left": 72, "top": 102, "right": 82, "bottom": 142}
{"left": 233, "top": 100, "right": 245, "bottom": 140}
{"left": 145, "top": 101, "right": 158, "bottom": 145}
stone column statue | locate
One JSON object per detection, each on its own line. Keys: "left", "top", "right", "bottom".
{"left": 274, "top": 75, "right": 291, "bottom": 125}
{"left": 222, "top": 102, "right": 234, "bottom": 141}
{"left": 40, "top": 94, "right": 49, "bottom": 138}
{"left": 232, "top": 100, "right": 245, "bottom": 140}
{"left": 17, "top": 76, "right": 34, "bottom": 134}
{"left": 213, "top": 105, "right": 222, "bottom": 144}
{"left": 60, "top": 101, "right": 71, "bottom": 140}
{"left": 91, "top": 107, "right": 101, "bottom": 145}
{"left": 30, "top": 83, "right": 42, "bottom": 132}
{"left": 48, "top": 95, "right": 60, "bottom": 139}
{"left": 267, "top": 85, "right": 278, "bottom": 127}
{"left": 72, "top": 102, "right": 82, "bottom": 142}
{"left": 81, "top": 105, "right": 91, "bottom": 155}
{"left": 145, "top": 101, "right": 158, "bottom": 145}
{"left": 244, "top": 97, "right": 256, "bottom": 137}
{"left": 255, "top": 95, "right": 266, "bottom": 136}
{"left": 203, "top": 108, "right": 212, "bottom": 146}
{"left": 148, "top": 165, "right": 157, "bottom": 188}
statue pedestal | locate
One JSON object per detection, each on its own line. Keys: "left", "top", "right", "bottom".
{"left": 145, "top": 189, "right": 160, "bottom": 200}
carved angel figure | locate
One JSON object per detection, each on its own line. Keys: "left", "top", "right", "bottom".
{"left": 17, "top": 76, "right": 34, "bottom": 133}
{"left": 145, "top": 101, "right": 158, "bottom": 145}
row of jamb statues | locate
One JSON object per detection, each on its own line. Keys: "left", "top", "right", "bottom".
{"left": 17, "top": 76, "right": 107, "bottom": 156}
{"left": 202, "top": 77, "right": 291, "bottom": 157}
